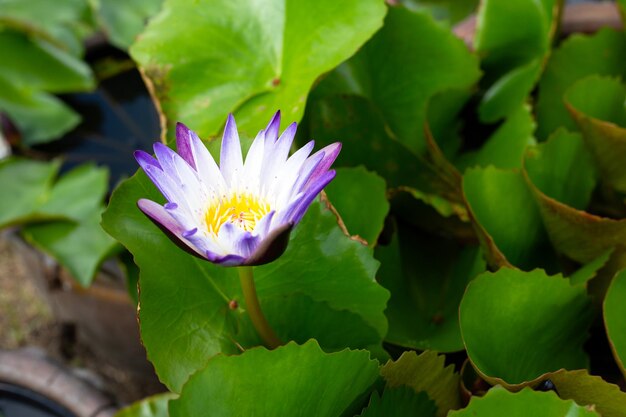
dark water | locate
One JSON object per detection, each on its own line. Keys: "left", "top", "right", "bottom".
{"left": 34, "top": 66, "right": 161, "bottom": 192}
{"left": 0, "top": 383, "right": 76, "bottom": 417}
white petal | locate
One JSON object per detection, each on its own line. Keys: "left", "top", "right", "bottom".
{"left": 220, "top": 114, "right": 244, "bottom": 187}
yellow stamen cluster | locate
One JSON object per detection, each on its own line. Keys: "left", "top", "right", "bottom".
{"left": 205, "top": 193, "right": 271, "bottom": 235}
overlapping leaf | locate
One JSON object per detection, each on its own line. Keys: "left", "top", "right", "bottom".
{"left": 380, "top": 350, "right": 461, "bottom": 417}
{"left": 456, "top": 104, "right": 536, "bottom": 170}
{"left": 323, "top": 167, "right": 389, "bottom": 246}
{"left": 358, "top": 387, "right": 436, "bottom": 417}
{"left": 474, "top": 0, "right": 557, "bottom": 122}
{"left": 0, "top": 0, "right": 95, "bottom": 55}
{"left": 169, "top": 341, "right": 379, "bottom": 417}
{"left": 93, "top": 0, "right": 164, "bottom": 50}
{"left": 449, "top": 387, "right": 598, "bottom": 417}
{"left": 376, "top": 225, "right": 484, "bottom": 352}
{"left": 0, "top": 158, "right": 60, "bottom": 228}
{"left": 565, "top": 76, "right": 626, "bottom": 193}
{"left": 523, "top": 128, "right": 626, "bottom": 272}
{"left": 604, "top": 269, "right": 626, "bottom": 378}
{"left": 0, "top": 29, "right": 94, "bottom": 144}
{"left": 459, "top": 268, "right": 593, "bottom": 388}
{"left": 310, "top": 6, "right": 480, "bottom": 156}
{"left": 115, "top": 393, "right": 176, "bottom": 417}
{"left": 130, "top": 0, "right": 387, "bottom": 139}
{"left": 463, "top": 166, "right": 552, "bottom": 270}
{"left": 547, "top": 369, "right": 626, "bottom": 417}
{"left": 536, "top": 28, "right": 626, "bottom": 139}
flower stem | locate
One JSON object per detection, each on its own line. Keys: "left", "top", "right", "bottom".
{"left": 237, "top": 266, "right": 281, "bottom": 349}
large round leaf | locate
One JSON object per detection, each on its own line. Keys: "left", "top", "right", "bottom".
{"left": 448, "top": 387, "right": 598, "bottom": 417}
{"left": 169, "top": 340, "right": 379, "bottom": 417}
{"left": 459, "top": 268, "right": 593, "bottom": 388}
{"left": 604, "top": 269, "right": 626, "bottom": 379}
{"left": 102, "top": 171, "right": 389, "bottom": 392}
{"left": 130, "top": 0, "right": 386, "bottom": 139}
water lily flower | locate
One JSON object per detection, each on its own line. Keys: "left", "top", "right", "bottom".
{"left": 134, "top": 111, "right": 341, "bottom": 267}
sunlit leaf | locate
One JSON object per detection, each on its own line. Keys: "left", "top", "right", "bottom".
{"left": 130, "top": 0, "right": 386, "bottom": 139}
{"left": 169, "top": 341, "right": 379, "bottom": 417}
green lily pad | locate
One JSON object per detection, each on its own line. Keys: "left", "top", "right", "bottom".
{"left": 305, "top": 95, "right": 450, "bottom": 197}
{"left": 115, "top": 393, "right": 176, "bottom": 417}
{"left": 358, "top": 387, "right": 436, "bottom": 417}
{"left": 0, "top": 0, "right": 95, "bottom": 55}
{"left": 0, "top": 75, "right": 81, "bottom": 145}
{"left": 564, "top": 76, "right": 626, "bottom": 193}
{"left": 38, "top": 164, "right": 109, "bottom": 219}
{"left": 323, "top": 166, "right": 389, "bottom": 246}
{"left": 474, "top": 0, "right": 552, "bottom": 77}
{"left": 0, "top": 158, "right": 60, "bottom": 228}
{"left": 478, "top": 59, "right": 542, "bottom": 123}
{"left": 0, "top": 30, "right": 93, "bottom": 93}
{"left": 399, "top": 0, "right": 478, "bottom": 25}
{"left": 604, "top": 269, "right": 626, "bottom": 378}
{"left": 93, "top": 0, "right": 164, "bottom": 50}
{"left": 524, "top": 128, "right": 597, "bottom": 210}
{"left": 448, "top": 386, "right": 598, "bottom": 417}
{"left": 457, "top": 104, "right": 536, "bottom": 171}
{"left": 474, "top": 0, "right": 557, "bottom": 123}
{"left": 130, "top": 0, "right": 386, "bottom": 139}
{"left": 311, "top": 6, "right": 480, "bottom": 155}
{"left": 536, "top": 28, "right": 626, "bottom": 139}
{"left": 547, "top": 369, "right": 626, "bottom": 417}
{"left": 459, "top": 268, "right": 593, "bottom": 388}
{"left": 523, "top": 128, "right": 626, "bottom": 265}
{"left": 102, "top": 171, "right": 389, "bottom": 392}
{"left": 463, "top": 166, "right": 551, "bottom": 270}
{"left": 169, "top": 340, "right": 379, "bottom": 417}
{"left": 376, "top": 224, "right": 485, "bottom": 352}
{"left": 380, "top": 350, "right": 461, "bottom": 417}
{"left": 0, "top": 29, "right": 94, "bottom": 144}
{"left": 569, "top": 249, "right": 613, "bottom": 286}
{"left": 17, "top": 164, "right": 119, "bottom": 286}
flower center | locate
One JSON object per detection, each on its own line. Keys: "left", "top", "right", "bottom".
{"left": 205, "top": 193, "right": 271, "bottom": 234}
